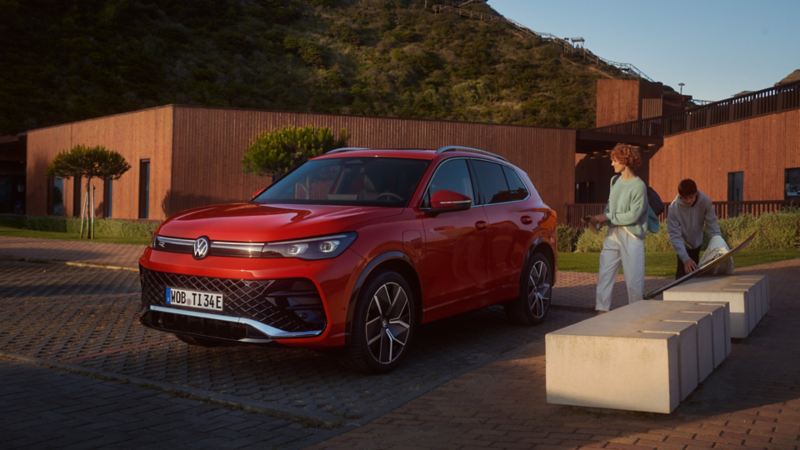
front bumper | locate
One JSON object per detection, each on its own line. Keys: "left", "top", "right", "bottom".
{"left": 138, "top": 247, "right": 364, "bottom": 346}
{"left": 140, "top": 267, "right": 325, "bottom": 343}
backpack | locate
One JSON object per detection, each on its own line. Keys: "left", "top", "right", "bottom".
{"left": 645, "top": 186, "right": 664, "bottom": 233}
{"left": 611, "top": 176, "right": 663, "bottom": 233}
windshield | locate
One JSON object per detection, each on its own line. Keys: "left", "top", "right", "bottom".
{"left": 253, "top": 157, "right": 430, "bottom": 206}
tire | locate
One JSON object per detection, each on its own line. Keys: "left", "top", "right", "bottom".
{"left": 345, "top": 271, "right": 416, "bottom": 373}
{"left": 175, "top": 333, "right": 233, "bottom": 347}
{"left": 505, "top": 252, "right": 553, "bottom": 325}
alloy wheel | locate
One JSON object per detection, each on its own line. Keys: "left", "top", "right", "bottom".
{"left": 364, "top": 281, "right": 411, "bottom": 365}
{"left": 527, "top": 258, "right": 552, "bottom": 319}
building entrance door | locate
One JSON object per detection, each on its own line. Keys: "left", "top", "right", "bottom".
{"left": 727, "top": 171, "right": 744, "bottom": 216}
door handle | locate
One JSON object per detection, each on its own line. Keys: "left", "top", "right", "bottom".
{"left": 520, "top": 215, "right": 533, "bottom": 225}
{"left": 475, "top": 220, "right": 488, "bottom": 230}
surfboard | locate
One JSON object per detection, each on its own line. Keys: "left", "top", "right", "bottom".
{"left": 643, "top": 230, "right": 757, "bottom": 299}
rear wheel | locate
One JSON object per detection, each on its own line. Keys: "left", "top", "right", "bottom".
{"left": 505, "top": 252, "right": 553, "bottom": 325}
{"left": 346, "top": 271, "right": 415, "bottom": 373}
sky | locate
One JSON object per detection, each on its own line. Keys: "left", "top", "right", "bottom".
{"left": 489, "top": 0, "right": 799, "bottom": 102}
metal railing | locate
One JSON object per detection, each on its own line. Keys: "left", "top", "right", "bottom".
{"left": 565, "top": 200, "right": 799, "bottom": 228}
{"left": 590, "top": 79, "right": 800, "bottom": 139}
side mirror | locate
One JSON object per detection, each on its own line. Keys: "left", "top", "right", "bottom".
{"left": 428, "top": 189, "right": 472, "bottom": 214}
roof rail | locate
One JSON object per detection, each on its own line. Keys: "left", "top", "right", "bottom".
{"left": 435, "top": 145, "right": 507, "bottom": 161}
{"left": 325, "top": 147, "right": 369, "bottom": 154}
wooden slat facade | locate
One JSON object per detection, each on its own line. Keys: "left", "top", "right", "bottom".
{"left": 649, "top": 109, "right": 800, "bottom": 202}
{"left": 26, "top": 105, "right": 576, "bottom": 221}
{"left": 596, "top": 79, "right": 641, "bottom": 127}
{"left": 170, "top": 106, "right": 576, "bottom": 221}
{"left": 26, "top": 106, "right": 174, "bottom": 219}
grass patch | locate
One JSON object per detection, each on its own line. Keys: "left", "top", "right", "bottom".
{"left": 558, "top": 249, "right": 800, "bottom": 277}
{"left": 0, "top": 225, "right": 150, "bottom": 246}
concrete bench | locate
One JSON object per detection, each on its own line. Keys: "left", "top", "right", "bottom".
{"left": 663, "top": 275, "right": 769, "bottom": 338}
{"left": 546, "top": 300, "right": 729, "bottom": 414}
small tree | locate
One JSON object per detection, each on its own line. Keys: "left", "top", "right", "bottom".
{"left": 47, "top": 145, "right": 131, "bottom": 239}
{"left": 242, "top": 126, "right": 349, "bottom": 176}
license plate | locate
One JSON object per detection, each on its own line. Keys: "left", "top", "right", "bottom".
{"left": 165, "top": 287, "right": 224, "bottom": 311}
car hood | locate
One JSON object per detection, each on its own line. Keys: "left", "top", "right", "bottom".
{"left": 157, "top": 202, "right": 404, "bottom": 242}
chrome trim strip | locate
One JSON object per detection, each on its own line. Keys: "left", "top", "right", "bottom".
{"left": 157, "top": 236, "right": 194, "bottom": 246}
{"left": 150, "top": 305, "right": 323, "bottom": 339}
{"left": 211, "top": 241, "right": 264, "bottom": 253}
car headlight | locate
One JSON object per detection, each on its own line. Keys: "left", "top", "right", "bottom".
{"left": 262, "top": 232, "right": 357, "bottom": 260}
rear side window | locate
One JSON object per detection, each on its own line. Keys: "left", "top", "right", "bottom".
{"left": 471, "top": 160, "right": 511, "bottom": 204}
{"left": 502, "top": 166, "right": 529, "bottom": 201}
{"left": 423, "top": 159, "right": 474, "bottom": 207}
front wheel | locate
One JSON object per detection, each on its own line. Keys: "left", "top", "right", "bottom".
{"left": 505, "top": 252, "right": 553, "bottom": 325}
{"left": 346, "top": 271, "right": 415, "bottom": 373}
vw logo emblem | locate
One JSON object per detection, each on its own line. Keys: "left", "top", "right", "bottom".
{"left": 193, "top": 236, "right": 210, "bottom": 259}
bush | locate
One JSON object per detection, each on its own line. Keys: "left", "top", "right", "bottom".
{"left": 575, "top": 225, "right": 606, "bottom": 252}
{"left": 750, "top": 212, "right": 800, "bottom": 250}
{"left": 565, "top": 211, "right": 800, "bottom": 254}
{"left": 644, "top": 226, "right": 673, "bottom": 253}
{"left": 4, "top": 215, "right": 158, "bottom": 240}
{"left": 718, "top": 214, "right": 757, "bottom": 248}
{"left": 242, "top": 125, "right": 349, "bottom": 176}
{"left": 556, "top": 224, "right": 580, "bottom": 252}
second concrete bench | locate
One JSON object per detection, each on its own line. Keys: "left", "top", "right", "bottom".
{"left": 663, "top": 275, "right": 769, "bottom": 338}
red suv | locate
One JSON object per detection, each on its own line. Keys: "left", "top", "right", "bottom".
{"left": 139, "top": 146, "right": 557, "bottom": 372}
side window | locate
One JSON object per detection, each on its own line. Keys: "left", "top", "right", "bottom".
{"left": 471, "top": 160, "right": 511, "bottom": 204}
{"left": 503, "top": 165, "right": 529, "bottom": 201}
{"left": 424, "top": 159, "right": 474, "bottom": 207}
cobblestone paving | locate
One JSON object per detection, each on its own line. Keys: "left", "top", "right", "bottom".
{"left": 0, "top": 356, "right": 319, "bottom": 450}
{"left": 308, "top": 259, "right": 800, "bottom": 450}
{"left": 0, "top": 259, "right": 591, "bottom": 448}
{"left": 3, "top": 234, "right": 799, "bottom": 449}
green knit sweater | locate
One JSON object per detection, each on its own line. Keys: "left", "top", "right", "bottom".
{"left": 605, "top": 175, "right": 648, "bottom": 239}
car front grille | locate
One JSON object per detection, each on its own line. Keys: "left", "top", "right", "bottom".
{"left": 139, "top": 267, "right": 326, "bottom": 334}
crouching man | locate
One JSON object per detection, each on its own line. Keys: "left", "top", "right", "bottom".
{"left": 667, "top": 178, "right": 721, "bottom": 278}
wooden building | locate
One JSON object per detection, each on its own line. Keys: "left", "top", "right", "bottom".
{"left": 575, "top": 78, "right": 800, "bottom": 209}
{"left": 26, "top": 105, "right": 576, "bottom": 221}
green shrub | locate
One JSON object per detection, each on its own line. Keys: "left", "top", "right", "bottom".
{"left": 719, "top": 214, "right": 757, "bottom": 248}
{"left": 644, "top": 226, "right": 673, "bottom": 252}
{"left": 90, "top": 218, "right": 160, "bottom": 240}
{"left": 750, "top": 212, "right": 800, "bottom": 250}
{"left": 575, "top": 225, "right": 606, "bottom": 252}
{"left": 556, "top": 224, "right": 580, "bottom": 252}
{"left": 566, "top": 211, "right": 800, "bottom": 255}
{"left": 242, "top": 125, "right": 349, "bottom": 176}
{"left": 7, "top": 216, "right": 158, "bottom": 240}
{"left": 0, "top": 215, "right": 26, "bottom": 228}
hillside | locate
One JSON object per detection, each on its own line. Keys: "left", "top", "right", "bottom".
{"left": 0, "top": 0, "right": 633, "bottom": 135}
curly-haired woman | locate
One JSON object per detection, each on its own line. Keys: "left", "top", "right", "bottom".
{"left": 590, "top": 144, "right": 648, "bottom": 312}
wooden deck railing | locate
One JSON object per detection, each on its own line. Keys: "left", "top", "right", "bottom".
{"left": 565, "top": 200, "right": 799, "bottom": 228}
{"left": 589, "top": 79, "right": 800, "bottom": 139}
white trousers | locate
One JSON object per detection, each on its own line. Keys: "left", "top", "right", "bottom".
{"left": 595, "top": 226, "right": 645, "bottom": 311}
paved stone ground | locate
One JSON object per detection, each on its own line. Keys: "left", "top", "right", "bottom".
{"left": 1, "top": 236, "right": 799, "bottom": 449}
{"left": 311, "top": 259, "right": 800, "bottom": 450}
